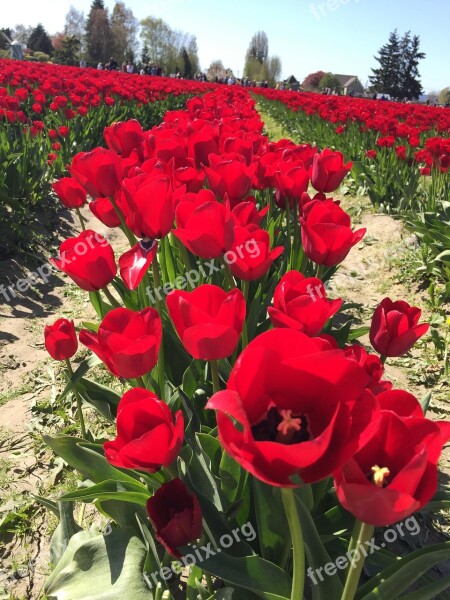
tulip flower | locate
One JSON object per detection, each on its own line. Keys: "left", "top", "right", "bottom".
{"left": 268, "top": 271, "right": 342, "bottom": 335}
{"left": 146, "top": 478, "right": 202, "bottom": 558}
{"left": 44, "top": 318, "right": 78, "bottom": 361}
{"left": 79, "top": 307, "right": 161, "bottom": 379}
{"left": 311, "top": 148, "right": 352, "bottom": 193}
{"left": 50, "top": 230, "right": 117, "bottom": 292}
{"left": 369, "top": 298, "right": 429, "bottom": 357}
{"left": 166, "top": 284, "right": 246, "bottom": 360}
{"left": 52, "top": 177, "right": 87, "bottom": 209}
{"left": 104, "top": 388, "right": 184, "bottom": 473}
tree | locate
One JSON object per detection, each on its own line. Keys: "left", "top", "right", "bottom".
{"left": 28, "top": 24, "right": 54, "bottom": 56}
{"left": 369, "top": 30, "right": 425, "bottom": 99}
{"left": 180, "top": 47, "right": 192, "bottom": 77}
{"left": 319, "top": 72, "right": 341, "bottom": 91}
{"left": 140, "top": 16, "right": 199, "bottom": 75}
{"left": 65, "top": 6, "right": 85, "bottom": 39}
{"left": 302, "top": 71, "right": 326, "bottom": 90}
{"left": 53, "top": 35, "right": 81, "bottom": 66}
{"left": 111, "top": 2, "right": 139, "bottom": 63}
{"left": 246, "top": 31, "right": 268, "bottom": 64}
{"left": 85, "top": 0, "right": 113, "bottom": 63}
{"left": 400, "top": 32, "right": 425, "bottom": 99}
{"left": 207, "top": 60, "right": 226, "bottom": 80}
{"left": 265, "top": 55, "right": 282, "bottom": 84}
{"left": 438, "top": 87, "right": 450, "bottom": 106}
{"left": 0, "top": 28, "right": 12, "bottom": 50}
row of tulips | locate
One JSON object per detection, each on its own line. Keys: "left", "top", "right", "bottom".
{"left": 254, "top": 90, "right": 450, "bottom": 214}
{"left": 0, "top": 58, "right": 215, "bottom": 255}
{"left": 40, "top": 86, "right": 450, "bottom": 600}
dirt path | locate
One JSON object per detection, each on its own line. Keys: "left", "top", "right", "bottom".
{"left": 0, "top": 207, "right": 127, "bottom": 600}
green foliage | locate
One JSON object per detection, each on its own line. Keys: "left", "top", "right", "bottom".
{"left": 53, "top": 35, "right": 81, "bottom": 66}
{"left": 28, "top": 23, "right": 54, "bottom": 56}
{"left": 319, "top": 72, "right": 341, "bottom": 91}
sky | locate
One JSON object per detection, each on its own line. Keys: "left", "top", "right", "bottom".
{"left": 2, "top": 0, "right": 449, "bottom": 92}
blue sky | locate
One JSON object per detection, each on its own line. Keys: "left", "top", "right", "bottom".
{"left": 3, "top": 0, "right": 449, "bottom": 92}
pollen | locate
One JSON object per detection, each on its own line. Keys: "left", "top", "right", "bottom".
{"left": 371, "top": 465, "right": 391, "bottom": 488}
{"left": 277, "top": 409, "right": 303, "bottom": 438}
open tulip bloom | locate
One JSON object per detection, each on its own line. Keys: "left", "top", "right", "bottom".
{"left": 41, "top": 87, "right": 449, "bottom": 600}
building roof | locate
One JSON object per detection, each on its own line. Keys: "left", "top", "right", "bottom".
{"left": 284, "top": 75, "right": 299, "bottom": 84}
{"left": 334, "top": 74, "right": 360, "bottom": 87}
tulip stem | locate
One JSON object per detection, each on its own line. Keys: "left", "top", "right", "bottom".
{"left": 219, "top": 256, "right": 235, "bottom": 290}
{"left": 241, "top": 279, "right": 249, "bottom": 349}
{"left": 210, "top": 360, "right": 220, "bottom": 394}
{"left": 152, "top": 255, "right": 166, "bottom": 400}
{"left": 204, "top": 572, "right": 214, "bottom": 594}
{"left": 285, "top": 198, "right": 292, "bottom": 269}
{"left": 341, "top": 521, "right": 374, "bottom": 600}
{"left": 281, "top": 487, "right": 305, "bottom": 600}
{"left": 65, "top": 360, "right": 87, "bottom": 439}
{"left": 75, "top": 208, "right": 86, "bottom": 231}
{"left": 136, "top": 376, "right": 146, "bottom": 389}
{"left": 103, "top": 286, "right": 121, "bottom": 308}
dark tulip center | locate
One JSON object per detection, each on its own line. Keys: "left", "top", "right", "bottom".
{"left": 139, "top": 238, "right": 156, "bottom": 252}
{"left": 251, "top": 407, "right": 311, "bottom": 445}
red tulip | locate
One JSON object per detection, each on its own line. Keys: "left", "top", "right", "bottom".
{"left": 119, "top": 239, "right": 158, "bottom": 290}
{"left": 268, "top": 271, "right": 342, "bottom": 335}
{"left": 311, "top": 148, "right": 352, "bottom": 193}
{"left": 69, "top": 147, "right": 123, "bottom": 198}
{"left": 104, "top": 388, "right": 184, "bottom": 473}
{"left": 79, "top": 307, "right": 161, "bottom": 379}
{"left": 146, "top": 478, "right": 202, "bottom": 558}
{"left": 205, "top": 154, "right": 257, "bottom": 206}
{"left": 52, "top": 177, "right": 87, "bottom": 209}
{"left": 173, "top": 190, "right": 231, "bottom": 258}
{"left": 104, "top": 119, "right": 145, "bottom": 159}
{"left": 344, "top": 345, "right": 392, "bottom": 394}
{"left": 187, "top": 124, "right": 218, "bottom": 168}
{"left": 274, "top": 160, "right": 310, "bottom": 208}
{"left": 50, "top": 230, "right": 117, "bottom": 291}
{"left": 334, "top": 407, "right": 450, "bottom": 526}
{"left": 301, "top": 200, "right": 366, "bottom": 266}
{"left": 207, "top": 328, "right": 378, "bottom": 487}
{"left": 167, "top": 284, "right": 246, "bottom": 360}
{"left": 121, "top": 174, "right": 182, "bottom": 239}
{"left": 226, "top": 227, "right": 283, "bottom": 281}
{"left": 44, "top": 318, "right": 78, "bottom": 361}
{"left": 369, "top": 298, "right": 429, "bottom": 357}
{"left": 89, "top": 197, "right": 121, "bottom": 228}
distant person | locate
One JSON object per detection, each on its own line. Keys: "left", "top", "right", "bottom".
{"left": 108, "top": 57, "right": 118, "bottom": 71}
{"left": 79, "top": 59, "right": 86, "bottom": 68}
{"left": 97, "top": 62, "right": 104, "bottom": 70}
{"left": 126, "top": 63, "right": 134, "bottom": 74}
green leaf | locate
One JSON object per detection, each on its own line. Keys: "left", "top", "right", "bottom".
{"left": 220, "top": 450, "right": 242, "bottom": 505}
{"left": 59, "top": 355, "right": 102, "bottom": 401}
{"left": 422, "top": 489, "right": 450, "bottom": 512}
{"left": 42, "top": 435, "right": 140, "bottom": 486}
{"left": 188, "top": 550, "right": 292, "bottom": 600}
{"left": 49, "top": 501, "right": 82, "bottom": 567}
{"left": 356, "top": 541, "right": 450, "bottom": 599}
{"left": 348, "top": 326, "right": 370, "bottom": 341}
{"left": 252, "top": 480, "right": 290, "bottom": 567}
{"left": 75, "top": 378, "right": 121, "bottom": 421}
{"left": 420, "top": 391, "right": 432, "bottom": 414}
{"left": 399, "top": 574, "right": 450, "bottom": 600}
{"left": 44, "top": 528, "right": 149, "bottom": 599}
{"left": 294, "top": 496, "right": 344, "bottom": 599}
{"left": 60, "top": 479, "right": 150, "bottom": 506}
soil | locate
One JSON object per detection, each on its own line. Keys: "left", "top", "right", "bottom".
{"left": 0, "top": 197, "right": 449, "bottom": 599}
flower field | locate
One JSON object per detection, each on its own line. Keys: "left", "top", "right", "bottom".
{"left": 0, "top": 59, "right": 449, "bottom": 600}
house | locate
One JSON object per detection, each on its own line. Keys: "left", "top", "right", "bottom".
{"left": 334, "top": 74, "right": 364, "bottom": 96}
{"left": 284, "top": 75, "right": 301, "bottom": 91}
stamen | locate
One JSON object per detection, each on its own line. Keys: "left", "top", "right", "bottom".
{"left": 276, "top": 409, "right": 303, "bottom": 440}
{"left": 371, "top": 465, "right": 390, "bottom": 488}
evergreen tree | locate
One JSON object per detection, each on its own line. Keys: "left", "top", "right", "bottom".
{"left": 28, "top": 24, "right": 54, "bottom": 56}
{"left": 400, "top": 32, "right": 425, "bottom": 99}
{"left": 85, "top": 0, "right": 113, "bottom": 63}
{"left": 54, "top": 35, "right": 81, "bottom": 66}
{"left": 181, "top": 47, "right": 192, "bottom": 77}
{"left": 369, "top": 30, "right": 402, "bottom": 97}
{"left": 369, "top": 30, "right": 425, "bottom": 99}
